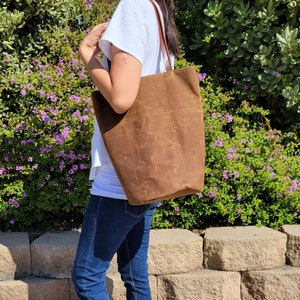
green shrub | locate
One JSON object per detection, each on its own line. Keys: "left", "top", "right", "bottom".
{"left": 175, "top": 0, "right": 300, "bottom": 131}
{"left": 0, "top": 0, "right": 113, "bottom": 231}
{"left": 0, "top": 50, "right": 94, "bottom": 230}
{"left": 153, "top": 75, "right": 300, "bottom": 230}
{"left": 0, "top": 0, "right": 299, "bottom": 232}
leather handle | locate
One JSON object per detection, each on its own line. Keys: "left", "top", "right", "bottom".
{"left": 149, "top": 0, "right": 173, "bottom": 71}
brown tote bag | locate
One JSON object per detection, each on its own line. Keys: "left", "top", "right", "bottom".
{"left": 91, "top": 0, "right": 205, "bottom": 205}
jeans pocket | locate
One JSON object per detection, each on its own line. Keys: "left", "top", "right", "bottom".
{"left": 124, "top": 201, "right": 151, "bottom": 218}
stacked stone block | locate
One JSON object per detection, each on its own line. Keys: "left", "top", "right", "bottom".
{"left": 0, "top": 225, "right": 299, "bottom": 299}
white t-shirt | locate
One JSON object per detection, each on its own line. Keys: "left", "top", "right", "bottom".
{"left": 90, "top": 0, "right": 174, "bottom": 199}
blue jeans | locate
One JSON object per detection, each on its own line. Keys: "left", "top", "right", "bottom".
{"left": 72, "top": 195, "right": 156, "bottom": 300}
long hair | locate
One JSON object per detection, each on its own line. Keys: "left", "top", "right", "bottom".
{"left": 155, "top": 0, "right": 180, "bottom": 56}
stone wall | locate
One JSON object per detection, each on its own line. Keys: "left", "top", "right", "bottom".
{"left": 0, "top": 225, "right": 299, "bottom": 299}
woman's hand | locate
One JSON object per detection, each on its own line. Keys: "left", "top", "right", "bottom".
{"left": 79, "top": 22, "right": 142, "bottom": 114}
{"left": 79, "top": 22, "right": 109, "bottom": 57}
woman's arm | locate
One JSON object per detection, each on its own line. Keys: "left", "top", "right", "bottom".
{"left": 79, "top": 22, "right": 142, "bottom": 114}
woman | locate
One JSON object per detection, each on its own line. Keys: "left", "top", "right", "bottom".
{"left": 72, "top": 0, "right": 180, "bottom": 299}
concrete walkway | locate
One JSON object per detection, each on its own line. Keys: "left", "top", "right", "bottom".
{"left": 0, "top": 225, "right": 300, "bottom": 299}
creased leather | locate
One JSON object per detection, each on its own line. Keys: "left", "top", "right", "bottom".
{"left": 92, "top": 66, "right": 205, "bottom": 205}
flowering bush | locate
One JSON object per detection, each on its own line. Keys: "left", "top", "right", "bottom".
{"left": 0, "top": 49, "right": 95, "bottom": 230}
{"left": 0, "top": 0, "right": 114, "bottom": 231}
{"left": 153, "top": 76, "right": 300, "bottom": 230}
{"left": 0, "top": 0, "right": 299, "bottom": 232}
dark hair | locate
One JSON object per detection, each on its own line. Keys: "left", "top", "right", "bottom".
{"left": 155, "top": 0, "right": 180, "bottom": 56}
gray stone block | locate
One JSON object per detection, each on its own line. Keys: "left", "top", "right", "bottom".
{"left": 0, "top": 232, "right": 31, "bottom": 280}
{"left": 282, "top": 225, "right": 300, "bottom": 266}
{"left": 204, "top": 226, "right": 287, "bottom": 271}
{"left": 31, "top": 231, "right": 80, "bottom": 278}
{"left": 242, "top": 266, "right": 300, "bottom": 300}
{"left": 148, "top": 229, "right": 203, "bottom": 275}
{"left": 157, "top": 269, "right": 241, "bottom": 300}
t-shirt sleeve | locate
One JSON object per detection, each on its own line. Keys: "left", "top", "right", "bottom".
{"left": 99, "top": 0, "right": 147, "bottom": 66}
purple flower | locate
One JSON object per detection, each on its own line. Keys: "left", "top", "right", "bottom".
{"left": 214, "top": 138, "right": 223, "bottom": 147}
{"left": 59, "top": 161, "right": 66, "bottom": 170}
{"left": 274, "top": 71, "right": 280, "bottom": 77}
{"left": 236, "top": 209, "right": 241, "bottom": 215}
{"left": 41, "top": 111, "right": 51, "bottom": 123}
{"left": 226, "top": 154, "right": 233, "bottom": 160}
{"left": 289, "top": 179, "right": 298, "bottom": 192}
{"left": 223, "top": 170, "right": 229, "bottom": 179}
{"left": 225, "top": 113, "right": 233, "bottom": 123}
{"left": 228, "top": 146, "right": 237, "bottom": 153}
{"left": 72, "top": 110, "right": 80, "bottom": 118}
{"left": 237, "top": 194, "right": 241, "bottom": 201}
{"left": 198, "top": 73, "right": 207, "bottom": 81}
{"left": 243, "top": 84, "right": 249, "bottom": 91}
{"left": 232, "top": 172, "right": 239, "bottom": 178}
{"left": 53, "top": 132, "right": 64, "bottom": 145}
{"left": 39, "top": 146, "right": 52, "bottom": 153}
{"left": 72, "top": 165, "right": 78, "bottom": 171}
{"left": 80, "top": 163, "right": 88, "bottom": 170}
{"left": 79, "top": 72, "right": 87, "bottom": 80}
{"left": 66, "top": 176, "right": 73, "bottom": 184}
{"left": 80, "top": 115, "right": 89, "bottom": 122}
{"left": 70, "top": 95, "right": 81, "bottom": 103}
{"left": 68, "top": 151, "right": 76, "bottom": 160}
{"left": 208, "top": 192, "right": 216, "bottom": 198}
{"left": 56, "top": 66, "right": 62, "bottom": 75}
{"left": 0, "top": 168, "right": 7, "bottom": 175}
{"left": 63, "top": 127, "right": 69, "bottom": 139}
{"left": 47, "top": 92, "right": 57, "bottom": 102}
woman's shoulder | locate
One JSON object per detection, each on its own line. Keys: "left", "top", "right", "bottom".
{"left": 118, "top": 0, "right": 154, "bottom": 13}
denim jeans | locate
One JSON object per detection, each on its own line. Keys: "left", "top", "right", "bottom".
{"left": 72, "top": 194, "right": 156, "bottom": 300}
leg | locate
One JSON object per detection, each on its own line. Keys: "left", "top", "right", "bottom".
{"left": 117, "top": 202, "right": 157, "bottom": 300}
{"left": 72, "top": 195, "right": 154, "bottom": 300}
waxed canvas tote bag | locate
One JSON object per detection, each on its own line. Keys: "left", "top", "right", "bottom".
{"left": 91, "top": 0, "right": 205, "bottom": 205}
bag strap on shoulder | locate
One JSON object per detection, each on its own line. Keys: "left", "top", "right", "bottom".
{"left": 149, "top": 0, "right": 173, "bottom": 71}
